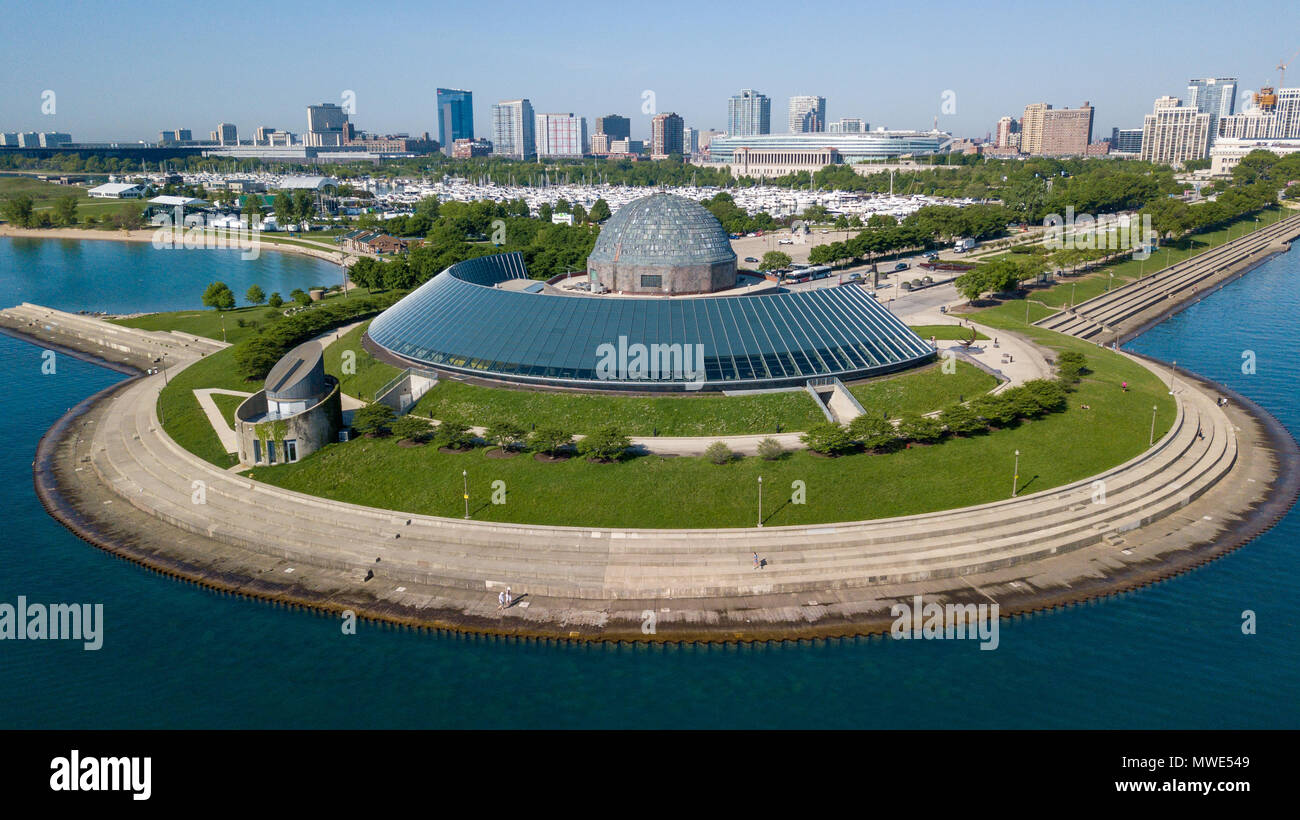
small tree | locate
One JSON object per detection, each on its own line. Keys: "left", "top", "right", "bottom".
{"left": 268, "top": 292, "right": 283, "bottom": 308}
{"left": 390, "top": 414, "right": 431, "bottom": 443}
{"left": 1055, "top": 351, "right": 1088, "bottom": 384}
{"left": 758, "top": 251, "right": 792, "bottom": 271}
{"left": 485, "top": 419, "right": 526, "bottom": 452}
{"left": 801, "top": 421, "right": 855, "bottom": 456}
{"left": 939, "top": 403, "right": 987, "bottom": 437}
{"left": 290, "top": 288, "right": 311, "bottom": 306}
{"left": 970, "top": 393, "right": 1018, "bottom": 427}
{"left": 433, "top": 416, "right": 475, "bottom": 449}
{"left": 898, "top": 412, "right": 944, "bottom": 444}
{"left": 848, "top": 414, "right": 899, "bottom": 452}
{"left": 529, "top": 426, "right": 573, "bottom": 457}
{"left": 704, "top": 441, "right": 734, "bottom": 465}
{"left": 577, "top": 425, "right": 632, "bottom": 462}
{"left": 756, "top": 437, "right": 785, "bottom": 461}
{"left": 52, "top": 194, "right": 78, "bottom": 226}
{"left": 246, "top": 284, "right": 266, "bottom": 305}
{"left": 353, "top": 403, "right": 396, "bottom": 437}
{"left": 202, "top": 281, "right": 236, "bottom": 311}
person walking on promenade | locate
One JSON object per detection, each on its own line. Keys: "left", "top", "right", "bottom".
{"left": 498, "top": 591, "right": 505, "bottom": 611}
{"left": 753, "top": 552, "right": 761, "bottom": 570}
{"left": 505, "top": 587, "right": 513, "bottom": 608}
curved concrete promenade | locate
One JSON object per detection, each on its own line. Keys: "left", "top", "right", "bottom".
{"left": 32, "top": 332, "right": 1298, "bottom": 640}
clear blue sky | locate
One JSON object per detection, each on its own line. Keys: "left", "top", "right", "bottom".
{"left": 3, "top": 0, "right": 1297, "bottom": 143}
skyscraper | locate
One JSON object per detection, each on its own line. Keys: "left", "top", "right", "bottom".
{"left": 829, "top": 118, "right": 866, "bottom": 133}
{"left": 1217, "top": 87, "right": 1300, "bottom": 140}
{"left": 492, "top": 99, "right": 536, "bottom": 159}
{"left": 595, "top": 115, "right": 630, "bottom": 142}
{"left": 728, "top": 89, "right": 770, "bottom": 136}
{"left": 306, "top": 103, "right": 349, "bottom": 147}
{"left": 1186, "top": 78, "right": 1236, "bottom": 145}
{"left": 789, "top": 96, "right": 827, "bottom": 133}
{"left": 217, "top": 122, "right": 237, "bottom": 145}
{"left": 651, "top": 112, "right": 684, "bottom": 158}
{"left": 1140, "top": 96, "right": 1211, "bottom": 166}
{"left": 535, "top": 113, "right": 587, "bottom": 157}
{"left": 437, "top": 89, "right": 474, "bottom": 156}
{"left": 1019, "top": 102, "right": 1093, "bottom": 156}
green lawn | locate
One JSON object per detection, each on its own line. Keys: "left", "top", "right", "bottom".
{"left": 848, "top": 360, "right": 997, "bottom": 416}
{"left": 322, "top": 320, "right": 403, "bottom": 400}
{"left": 909, "top": 324, "right": 989, "bottom": 340}
{"left": 159, "top": 347, "right": 260, "bottom": 467}
{"left": 211, "top": 392, "right": 248, "bottom": 429}
{"left": 412, "top": 377, "right": 826, "bottom": 436}
{"left": 111, "top": 305, "right": 280, "bottom": 345}
{"left": 249, "top": 334, "right": 1174, "bottom": 527}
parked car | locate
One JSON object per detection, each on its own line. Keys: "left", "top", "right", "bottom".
{"left": 894, "top": 262, "right": 909, "bottom": 271}
{"left": 848, "top": 272, "right": 862, "bottom": 281}
{"left": 923, "top": 250, "right": 939, "bottom": 259}
{"left": 778, "top": 238, "right": 794, "bottom": 245}
{"left": 744, "top": 257, "right": 758, "bottom": 263}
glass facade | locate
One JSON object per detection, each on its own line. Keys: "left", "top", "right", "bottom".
{"left": 436, "top": 89, "right": 474, "bottom": 156}
{"left": 367, "top": 253, "right": 935, "bottom": 392}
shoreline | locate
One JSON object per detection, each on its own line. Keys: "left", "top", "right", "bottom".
{"left": 0, "top": 224, "right": 352, "bottom": 268}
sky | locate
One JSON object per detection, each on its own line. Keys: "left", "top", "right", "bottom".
{"left": 2, "top": 0, "right": 1298, "bottom": 144}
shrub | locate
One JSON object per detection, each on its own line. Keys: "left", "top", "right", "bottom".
{"left": 898, "top": 412, "right": 944, "bottom": 444}
{"left": 704, "top": 441, "right": 734, "bottom": 464}
{"left": 529, "top": 426, "right": 573, "bottom": 456}
{"left": 801, "top": 421, "right": 856, "bottom": 456}
{"left": 485, "top": 419, "right": 526, "bottom": 451}
{"left": 433, "top": 415, "right": 475, "bottom": 449}
{"left": 390, "top": 414, "right": 431, "bottom": 443}
{"left": 939, "top": 402, "right": 987, "bottom": 436}
{"left": 1003, "top": 379, "right": 1069, "bottom": 419}
{"left": 352, "top": 402, "right": 395, "bottom": 436}
{"left": 290, "top": 288, "right": 312, "bottom": 306}
{"left": 577, "top": 425, "right": 632, "bottom": 462}
{"left": 848, "top": 414, "right": 899, "bottom": 452}
{"left": 268, "top": 292, "right": 283, "bottom": 308}
{"left": 756, "top": 437, "right": 785, "bottom": 461}
{"left": 969, "top": 393, "right": 1018, "bottom": 427}
{"left": 1055, "top": 350, "right": 1088, "bottom": 384}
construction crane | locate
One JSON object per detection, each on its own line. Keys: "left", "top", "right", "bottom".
{"left": 1258, "top": 48, "right": 1300, "bottom": 111}
{"left": 1279, "top": 47, "right": 1300, "bottom": 89}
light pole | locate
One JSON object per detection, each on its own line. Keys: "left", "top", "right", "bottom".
{"left": 1071, "top": 281, "right": 1076, "bottom": 308}
{"left": 757, "top": 475, "right": 763, "bottom": 528}
{"left": 1011, "top": 450, "right": 1021, "bottom": 498}
{"left": 1169, "top": 360, "right": 1177, "bottom": 394}
{"left": 1149, "top": 405, "right": 1158, "bottom": 446}
{"left": 1107, "top": 272, "right": 1114, "bottom": 292}
{"left": 462, "top": 470, "right": 469, "bottom": 519}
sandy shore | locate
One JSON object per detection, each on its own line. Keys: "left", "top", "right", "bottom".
{"left": 0, "top": 224, "right": 353, "bottom": 267}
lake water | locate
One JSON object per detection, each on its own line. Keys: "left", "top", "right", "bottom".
{"left": 0, "top": 237, "right": 1296, "bottom": 729}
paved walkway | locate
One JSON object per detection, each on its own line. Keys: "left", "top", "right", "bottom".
{"left": 193, "top": 388, "right": 252, "bottom": 453}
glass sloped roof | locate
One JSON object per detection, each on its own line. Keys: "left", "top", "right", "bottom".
{"left": 367, "top": 252, "right": 934, "bottom": 391}
{"left": 587, "top": 193, "right": 737, "bottom": 267}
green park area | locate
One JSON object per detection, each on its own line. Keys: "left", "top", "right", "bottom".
{"left": 249, "top": 330, "right": 1173, "bottom": 528}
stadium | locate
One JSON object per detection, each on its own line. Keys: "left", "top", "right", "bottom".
{"left": 365, "top": 193, "right": 934, "bottom": 392}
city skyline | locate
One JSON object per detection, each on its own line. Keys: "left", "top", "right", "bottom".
{"left": 4, "top": 0, "right": 1294, "bottom": 145}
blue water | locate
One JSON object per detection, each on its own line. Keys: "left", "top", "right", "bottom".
{"left": 0, "top": 240, "right": 1297, "bottom": 729}
{"left": 0, "top": 236, "right": 343, "bottom": 314}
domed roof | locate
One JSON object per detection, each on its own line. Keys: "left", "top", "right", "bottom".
{"left": 588, "top": 193, "right": 736, "bottom": 268}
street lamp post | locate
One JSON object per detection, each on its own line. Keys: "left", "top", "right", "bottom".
{"left": 1149, "top": 405, "right": 1159, "bottom": 446}
{"left": 1169, "top": 360, "right": 1177, "bottom": 394}
{"left": 757, "top": 475, "right": 763, "bottom": 528}
{"left": 1071, "top": 281, "right": 1076, "bottom": 308}
{"left": 462, "top": 470, "right": 469, "bottom": 519}
{"left": 1011, "top": 450, "right": 1021, "bottom": 498}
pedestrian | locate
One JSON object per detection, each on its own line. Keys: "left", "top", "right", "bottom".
{"left": 753, "top": 552, "right": 760, "bottom": 570}
{"left": 1121, "top": 381, "right": 1128, "bottom": 392}
{"left": 497, "top": 591, "right": 505, "bottom": 610}
{"left": 505, "top": 587, "right": 512, "bottom": 608}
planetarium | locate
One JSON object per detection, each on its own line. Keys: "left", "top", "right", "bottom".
{"left": 365, "top": 193, "right": 934, "bottom": 392}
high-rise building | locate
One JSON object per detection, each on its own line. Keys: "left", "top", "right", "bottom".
{"left": 789, "top": 96, "right": 827, "bottom": 133}
{"left": 306, "top": 103, "right": 349, "bottom": 147}
{"left": 1110, "top": 127, "right": 1143, "bottom": 153}
{"left": 829, "top": 118, "right": 866, "bottom": 133}
{"left": 436, "top": 88, "right": 474, "bottom": 156}
{"left": 1186, "top": 78, "right": 1237, "bottom": 145}
{"left": 728, "top": 89, "right": 770, "bottom": 136}
{"left": 38, "top": 132, "right": 71, "bottom": 147}
{"left": 1217, "top": 88, "right": 1300, "bottom": 140}
{"left": 216, "top": 123, "right": 237, "bottom": 145}
{"left": 1019, "top": 102, "right": 1093, "bottom": 156}
{"left": 995, "top": 116, "right": 1020, "bottom": 149}
{"left": 16, "top": 132, "right": 40, "bottom": 148}
{"left": 1140, "top": 96, "right": 1211, "bottom": 166}
{"left": 682, "top": 126, "right": 699, "bottom": 156}
{"left": 452, "top": 138, "right": 493, "bottom": 159}
{"left": 255, "top": 126, "right": 279, "bottom": 145}
{"left": 651, "top": 112, "right": 684, "bottom": 158}
{"left": 535, "top": 113, "right": 587, "bottom": 157}
{"left": 595, "top": 114, "right": 630, "bottom": 142}
{"left": 492, "top": 99, "right": 536, "bottom": 159}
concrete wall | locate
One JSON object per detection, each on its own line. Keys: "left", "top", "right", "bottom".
{"left": 590, "top": 259, "right": 736, "bottom": 295}
{"left": 235, "top": 378, "right": 343, "bottom": 465}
